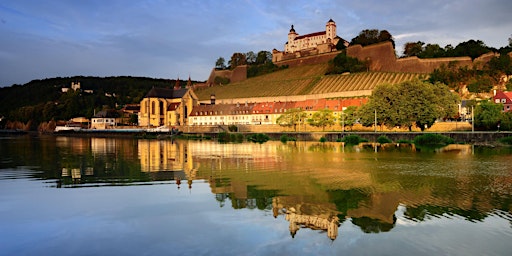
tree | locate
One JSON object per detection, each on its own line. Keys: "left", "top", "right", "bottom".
{"left": 307, "top": 109, "right": 335, "bottom": 131}
{"left": 474, "top": 100, "right": 503, "bottom": 130}
{"left": 255, "top": 51, "right": 272, "bottom": 65}
{"left": 351, "top": 29, "right": 395, "bottom": 48}
{"left": 276, "top": 108, "right": 306, "bottom": 131}
{"left": 452, "top": 39, "right": 491, "bottom": 60}
{"left": 246, "top": 51, "right": 256, "bottom": 65}
{"left": 228, "top": 53, "right": 247, "bottom": 69}
{"left": 215, "top": 57, "right": 226, "bottom": 70}
{"left": 326, "top": 52, "right": 367, "bottom": 74}
{"left": 403, "top": 41, "right": 424, "bottom": 57}
{"left": 340, "top": 106, "right": 358, "bottom": 131}
{"left": 358, "top": 80, "right": 459, "bottom": 131}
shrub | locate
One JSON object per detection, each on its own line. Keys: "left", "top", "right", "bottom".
{"left": 413, "top": 133, "right": 454, "bottom": 146}
{"left": 342, "top": 135, "right": 363, "bottom": 145}
{"left": 218, "top": 132, "right": 230, "bottom": 143}
{"left": 498, "top": 136, "right": 512, "bottom": 145}
{"left": 377, "top": 135, "right": 392, "bottom": 144}
{"left": 319, "top": 137, "right": 327, "bottom": 142}
{"left": 228, "top": 125, "right": 238, "bottom": 132}
{"left": 396, "top": 139, "right": 412, "bottom": 144}
{"left": 246, "top": 133, "right": 270, "bottom": 144}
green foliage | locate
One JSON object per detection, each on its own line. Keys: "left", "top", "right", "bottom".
{"left": 467, "top": 76, "right": 494, "bottom": 93}
{"left": 319, "top": 137, "right": 327, "bottom": 143}
{"left": 247, "top": 62, "right": 288, "bottom": 78}
{"left": 350, "top": 29, "right": 395, "bottom": 48}
{"left": 396, "top": 139, "right": 412, "bottom": 144}
{"left": 307, "top": 109, "right": 335, "bottom": 131}
{"left": 474, "top": 100, "right": 503, "bottom": 130}
{"left": 342, "top": 135, "right": 364, "bottom": 145}
{"left": 276, "top": 108, "right": 306, "bottom": 131}
{"left": 377, "top": 135, "right": 392, "bottom": 144}
{"left": 340, "top": 106, "right": 358, "bottom": 131}
{"left": 358, "top": 79, "right": 459, "bottom": 131}
{"left": 326, "top": 52, "right": 368, "bottom": 74}
{"left": 404, "top": 39, "right": 492, "bottom": 60}
{"left": 214, "top": 76, "right": 230, "bottom": 85}
{"left": 246, "top": 133, "right": 270, "bottom": 144}
{"left": 228, "top": 125, "right": 238, "bottom": 132}
{"left": 0, "top": 76, "right": 192, "bottom": 130}
{"left": 413, "top": 134, "right": 454, "bottom": 146}
{"left": 498, "top": 136, "right": 512, "bottom": 145}
{"left": 280, "top": 135, "right": 296, "bottom": 143}
{"left": 218, "top": 132, "right": 231, "bottom": 143}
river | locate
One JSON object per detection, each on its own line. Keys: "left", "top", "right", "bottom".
{"left": 1, "top": 135, "right": 511, "bottom": 255}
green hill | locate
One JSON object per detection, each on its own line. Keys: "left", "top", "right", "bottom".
{"left": 195, "top": 63, "right": 426, "bottom": 100}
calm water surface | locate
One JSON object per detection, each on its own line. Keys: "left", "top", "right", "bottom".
{"left": 1, "top": 135, "right": 511, "bottom": 255}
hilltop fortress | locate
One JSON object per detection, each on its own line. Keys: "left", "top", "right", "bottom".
{"left": 206, "top": 18, "right": 497, "bottom": 87}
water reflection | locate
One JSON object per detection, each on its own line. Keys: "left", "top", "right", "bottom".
{"left": 1, "top": 136, "right": 512, "bottom": 242}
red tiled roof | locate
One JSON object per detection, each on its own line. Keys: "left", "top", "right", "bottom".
{"left": 295, "top": 31, "right": 326, "bottom": 40}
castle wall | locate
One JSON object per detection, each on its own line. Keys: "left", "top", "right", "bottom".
{"left": 206, "top": 65, "right": 248, "bottom": 85}
{"left": 273, "top": 51, "right": 340, "bottom": 68}
{"left": 345, "top": 41, "right": 496, "bottom": 74}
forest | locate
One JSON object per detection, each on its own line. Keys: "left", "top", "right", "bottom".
{"left": 0, "top": 76, "right": 201, "bottom": 130}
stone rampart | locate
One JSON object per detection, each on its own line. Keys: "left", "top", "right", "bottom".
{"left": 207, "top": 65, "right": 248, "bottom": 85}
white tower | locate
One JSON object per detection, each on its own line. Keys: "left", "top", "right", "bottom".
{"left": 325, "top": 19, "right": 336, "bottom": 41}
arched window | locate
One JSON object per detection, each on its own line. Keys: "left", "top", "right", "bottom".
{"left": 151, "top": 101, "right": 155, "bottom": 115}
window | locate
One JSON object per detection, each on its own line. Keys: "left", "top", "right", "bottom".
{"left": 502, "top": 99, "right": 507, "bottom": 103}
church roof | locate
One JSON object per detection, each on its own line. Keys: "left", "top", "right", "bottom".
{"left": 144, "top": 87, "right": 188, "bottom": 99}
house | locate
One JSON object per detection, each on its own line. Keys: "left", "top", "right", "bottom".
{"left": 188, "top": 98, "right": 367, "bottom": 127}
{"left": 91, "top": 110, "right": 121, "bottom": 129}
{"left": 138, "top": 87, "right": 198, "bottom": 127}
{"left": 493, "top": 91, "right": 512, "bottom": 112}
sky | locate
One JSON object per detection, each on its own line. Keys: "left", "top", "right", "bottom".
{"left": 1, "top": 0, "right": 511, "bottom": 87}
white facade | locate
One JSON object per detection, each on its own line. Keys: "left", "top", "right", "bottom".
{"left": 285, "top": 19, "right": 337, "bottom": 53}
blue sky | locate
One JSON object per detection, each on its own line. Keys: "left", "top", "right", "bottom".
{"left": 1, "top": 0, "right": 511, "bottom": 87}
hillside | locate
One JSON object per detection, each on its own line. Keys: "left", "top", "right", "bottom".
{"left": 194, "top": 62, "right": 425, "bottom": 101}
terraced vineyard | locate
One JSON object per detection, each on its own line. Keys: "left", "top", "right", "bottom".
{"left": 195, "top": 63, "right": 426, "bottom": 100}
{"left": 310, "top": 72, "right": 426, "bottom": 94}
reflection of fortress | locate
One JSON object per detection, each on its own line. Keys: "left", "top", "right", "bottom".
{"left": 273, "top": 198, "right": 340, "bottom": 241}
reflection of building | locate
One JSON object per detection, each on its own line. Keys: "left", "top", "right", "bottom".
{"left": 273, "top": 198, "right": 340, "bottom": 241}
{"left": 138, "top": 140, "right": 186, "bottom": 172}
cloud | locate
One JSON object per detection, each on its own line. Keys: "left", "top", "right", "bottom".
{"left": 1, "top": 0, "right": 512, "bottom": 86}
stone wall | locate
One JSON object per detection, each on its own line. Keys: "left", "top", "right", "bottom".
{"left": 346, "top": 42, "right": 498, "bottom": 74}
{"left": 206, "top": 65, "right": 248, "bottom": 85}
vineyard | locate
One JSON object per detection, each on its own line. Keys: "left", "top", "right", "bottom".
{"left": 195, "top": 63, "right": 426, "bottom": 100}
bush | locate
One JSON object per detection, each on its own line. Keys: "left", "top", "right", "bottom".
{"left": 218, "top": 132, "right": 230, "bottom": 143}
{"left": 396, "top": 139, "right": 412, "bottom": 144}
{"left": 228, "top": 125, "right": 238, "bottom": 132}
{"left": 246, "top": 133, "right": 270, "bottom": 144}
{"left": 319, "top": 137, "right": 327, "bottom": 143}
{"left": 280, "top": 135, "right": 296, "bottom": 143}
{"left": 498, "top": 136, "right": 512, "bottom": 145}
{"left": 413, "top": 133, "right": 454, "bottom": 146}
{"left": 342, "top": 135, "right": 364, "bottom": 145}
{"left": 377, "top": 135, "right": 392, "bottom": 144}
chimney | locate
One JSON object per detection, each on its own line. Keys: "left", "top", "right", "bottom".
{"left": 210, "top": 94, "right": 216, "bottom": 105}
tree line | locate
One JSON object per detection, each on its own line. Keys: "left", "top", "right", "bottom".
{"left": 0, "top": 76, "right": 198, "bottom": 130}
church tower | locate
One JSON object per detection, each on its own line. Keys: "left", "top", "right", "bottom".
{"left": 325, "top": 19, "right": 336, "bottom": 41}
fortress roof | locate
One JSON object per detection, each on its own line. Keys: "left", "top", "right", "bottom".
{"left": 295, "top": 31, "right": 326, "bottom": 40}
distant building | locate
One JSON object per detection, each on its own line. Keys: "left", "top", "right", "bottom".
{"left": 493, "top": 91, "right": 512, "bottom": 112}
{"left": 273, "top": 19, "right": 348, "bottom": 62}
{"left": 91, "top": 110, "right": 120, "bottom": 129}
